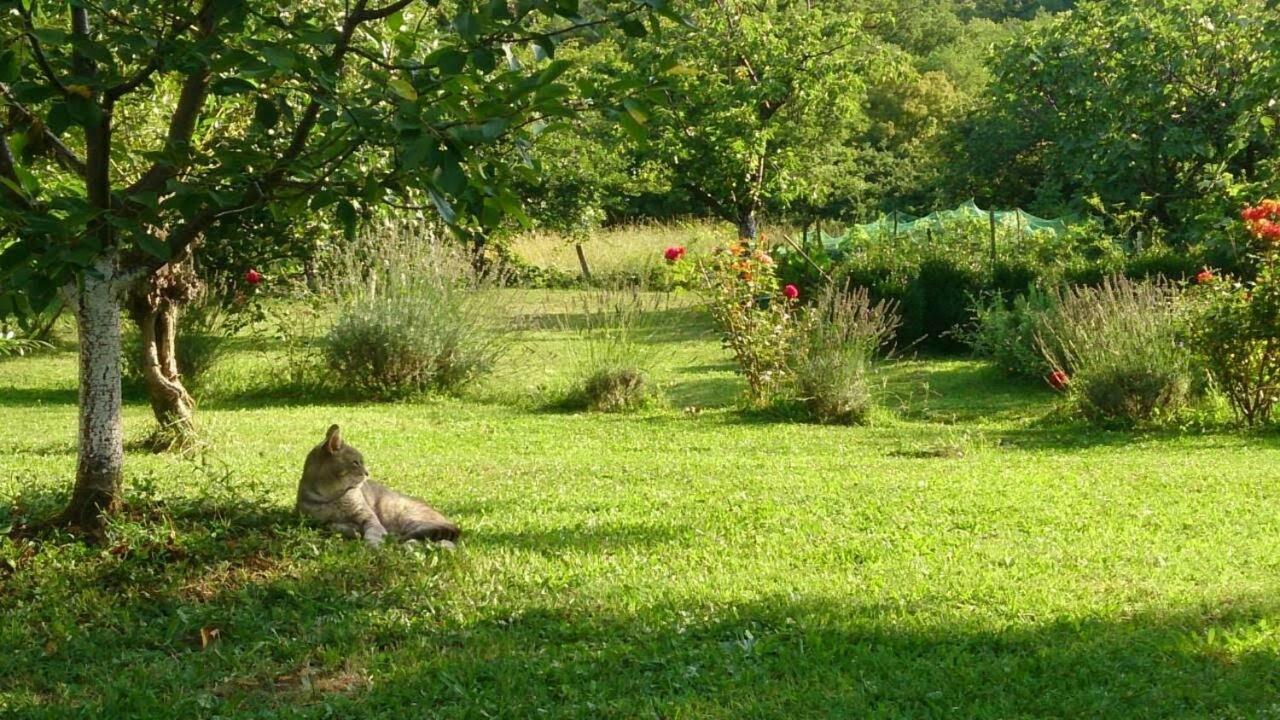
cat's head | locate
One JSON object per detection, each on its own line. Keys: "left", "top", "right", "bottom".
{"left": 302, "top": 424, "right": 370, "bottom": 494}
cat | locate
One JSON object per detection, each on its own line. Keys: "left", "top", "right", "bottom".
{"left": 296, "top": 424, "right": 460, "bottom": 547}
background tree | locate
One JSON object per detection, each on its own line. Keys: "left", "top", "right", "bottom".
{"left": 609, "top": 0, "right": 873, "bottom": 239}
{"left": 952, "top": 0, "right": 1280, "bottom": 235}
{"left": 0, "top": 0, "right": 670, "bottom": 530}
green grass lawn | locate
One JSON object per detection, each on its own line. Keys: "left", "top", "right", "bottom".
{"left": 3, "top": 290, "right": 1280, "bottom": 718}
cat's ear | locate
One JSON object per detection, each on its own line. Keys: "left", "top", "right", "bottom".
{"left": 325, "top": 424, "right": 343, "bottom": 454}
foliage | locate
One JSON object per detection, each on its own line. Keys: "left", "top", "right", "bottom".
{"left": 0, "top": 328, "right": 51, "bottom": 357}
{"left": 608, "top": 0, "right": 873, "bottom": 236}
{"left": 790, "top": 283, "right": 900, "bottom": 425}
{"left": 689, "top": 239, "right": 799, "bottom": 404}
{"left": 320, "top": 221, "right": 507, "bottom": 399}
{"left": 1188, "top": 201, "right": 1280, "bottom": 425}
{"left": 965, "top": 287, "right": 1058, "bottom": 378}
{"left": 777, "top": 216, "right": 1134, "bottom": 348}
{"left": 959, "top": 0, "right": 1280, "bottom": 237}
{"left": 1038, "top": 276, "right": 1193, "bottom": 424}
{"left": 0, "top": 0, "right": 675, "bottom": 315}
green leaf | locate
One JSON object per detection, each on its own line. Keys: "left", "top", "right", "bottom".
{"left": 480, "top": 117, "right": 508, "bottom": 140}
{"left": 488, "top": 0, "right": 512, "bottom": 20}
{"left": 425, "top": 48, "right": 468, "bottom": 75}
{"left": 136, "top": 233, "right": 172, "bottom": 261}
{"left": 70, "top": 36, "right": 114, "bottom": 66}
{"left": 437, "top": 157, "right": 466, "bottom": 194}
{"left": 388, "top": 78, "right": 418, "bottom": 101}
{"left": 428, "top": 187, "right": 456, "bottom": 224}
{"left": 0, "top": 50, "right": 19, "bottom": 83}
{"left": 616, "top": 111, "right": 647, "bottom": 142}
{"left": 532, "top": 37, "right": 555, "bottom": 61}
{"left": 471, "top": 47, "right": 497, "bottom": 73}
{"left": 401, "top": 135, "right": 432, "bottom": 170}
{"left": 254, "top": 97, "right": 279, "bottom": 129}
{"left": 259, "top": 46, "right": 296, "bottom": 71}
{"left": 211, "top": 77, "right": 258, "bottom": 95}
{"left": 622, "top": 98, "right": 649, "bottom": 125}
{"left": 619, "top": 18, "right": 647, "bottom": 38}
{"left": 663, "top": 64, "right": 699, "bottom": 77}
{"left": 336, "top": 200, "right": 357, "bottom": 240}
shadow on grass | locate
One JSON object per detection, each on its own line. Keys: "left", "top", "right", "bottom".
{"left": 883, "top": 360, "right": 1056, "bottom": 424}
{"left": 513, "top": 306, "right": 713, "bottom": 345}
{"left": 195, "top": 384, "right": 390, "bottom": 411}
{"left": 663, "top": 375, "right": 741, "bottom": 409}
{"left": 5, "top": 484, "right": 1279, "bottom": 717}
{"left": 0, "top": 386, "right": 78, "bottom": 408}
{"left": 361, "top": 596, "right": 1280, "bottom": 718}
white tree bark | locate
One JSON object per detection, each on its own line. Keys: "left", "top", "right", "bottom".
{"left": 65, "top": 254, "right": 125, "bottom": 526}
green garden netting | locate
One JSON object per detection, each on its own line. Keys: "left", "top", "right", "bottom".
{"left": 809, "top": 199, "right": 1071, "bottom": 251}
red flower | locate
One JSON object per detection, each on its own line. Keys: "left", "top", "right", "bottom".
{"left": 244, "top": 268, "right": 263, "bottom": 285}
{"left": 783, "top": 284, "right": 800, "bottom": 300}
{"left": 1048, "top": 370, "right": 1069, "bottom": 391}
{"left": 664, "top": 246, "right": 686, "bottom": 262}
{"left": 1196, "top": 269, "right": 1214, "bottom": 284}
{"left": 1262, "top": 222, "right": 1280, "bottom": 241}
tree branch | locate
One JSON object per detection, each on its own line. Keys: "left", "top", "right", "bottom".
{"left": 125, "top": 3, "right": 218, "bottom": 195}
{"left": 0, "top": 83, "right": 89, "bottom": 176}
{"left": 0, "top": 131, "right": 33, "bottom": 210}
{"left": 354, "top": 0, "right": 416, "bottom": 22}
{"left": 18, "top": 6, "right": 69, "bottom": 94}
{"left": 108, "top": 1, "right": 211, "bottom": 100}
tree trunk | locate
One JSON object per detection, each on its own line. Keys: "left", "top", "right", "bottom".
{"left": 60, "top": 256, "right": 125, "bottom": 530}
{"left": 127, "top": 252, "right": 201, "bottom": 450}
{"left": 137, "top": 301, "right": 197, "bottom": 449}
{"left": 737, "top": 210, "right": 758, "bottom": 241}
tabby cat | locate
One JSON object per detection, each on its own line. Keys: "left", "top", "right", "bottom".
{"left": 296, "top": 424, "right": 460, "bottom": 546}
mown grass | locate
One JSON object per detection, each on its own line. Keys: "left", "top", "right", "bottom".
{"left": 3, "top": 289, "right": 1280, "bottom": 718}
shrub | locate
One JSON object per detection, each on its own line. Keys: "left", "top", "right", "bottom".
{"left": 691, "top": 240, "right": 800, "bottom": 404}
{"left": 579, "top": 368, "right": 648, "bottom": 413}
{"left": 965, "top": 288, "right": 1057, "bottom": 379}
{"left": 320, "top": 220, "right": 507, "bottom": 399}
{"left": 911, "top": 258, "right": 984, "bottom": 350}
{"left": 790, "top": 283, "right": 900, "bottom": 424}
{"left": 556, "top": 286, "right": 664, "bottom": 412}
{"left": 1037, "top": 276, "right": 1193, "bottom": 424}
{"left": 1187, "top": 201, "right": 1280, "bottom": 425}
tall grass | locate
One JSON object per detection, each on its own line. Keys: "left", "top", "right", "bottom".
{"left": 553, "top": 286, "right": 668, "bottom": 412}
{"left": 512, "top": 220, "right": 723, "bottom": 280}
{"left": 319, "top": 219, "right": 510, "bottom": 399}
{"left": 1037, "top": 276, "right": 1193, "bottom": 423}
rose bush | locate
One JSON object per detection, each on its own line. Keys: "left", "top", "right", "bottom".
{"left": 1188, "top": 201, "right": 1280, "bottom": 425}
{"left": 686, "top": 240, "right": 799, "bottom": 404}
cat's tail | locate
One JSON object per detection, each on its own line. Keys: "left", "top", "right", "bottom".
{"left": 405, "top": 519, "right": 461, "bottom": 543}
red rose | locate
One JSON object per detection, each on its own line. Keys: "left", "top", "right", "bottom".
{"left": 1048, "top": 370, "right": 1069, "bottom": 391}
{"left": 244, "top": 268, "right": 263, "bottom": 285}
{"left": 1196, "top": 269, "right": 1214, "bottom": 284}
{"left": 783, "top": 284, "right": 800, "bottom": 300}
{"left": 664, "top": 246, "right": 686, "bottom": 262}
{"left": 1262, "top": 222, "right": 1280, "bottom": 241}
